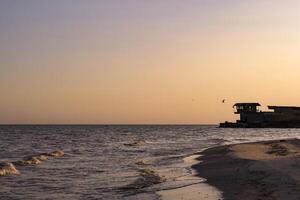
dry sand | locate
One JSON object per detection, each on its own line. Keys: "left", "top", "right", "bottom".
{"left": 192, "top": 139, "right": 300, "bottom": 200}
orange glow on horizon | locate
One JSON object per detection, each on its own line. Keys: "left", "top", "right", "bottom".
{"left": 1, "top": 1, "right": 300, "bottom": 124}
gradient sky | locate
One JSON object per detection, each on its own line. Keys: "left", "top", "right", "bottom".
{"left": 1, "top": 0, "right": 300, "bottom": 124}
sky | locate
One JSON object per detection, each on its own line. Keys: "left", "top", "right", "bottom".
{"left": 1, "top": 0, "right": 300, "bottom": 124}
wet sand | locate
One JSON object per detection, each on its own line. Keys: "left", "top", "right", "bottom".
{"left": 158, "top": 183, "right": 222, "bottom": 200}
{"left": 158, "top": 154, "right": 222, "bottom": 200}
{"left": 193, "top": 139, "right": 300, "bottom": 200}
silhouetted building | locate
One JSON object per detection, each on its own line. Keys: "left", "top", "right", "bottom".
{"left": 220, "top": 103, "right": 300, "bottom": 128}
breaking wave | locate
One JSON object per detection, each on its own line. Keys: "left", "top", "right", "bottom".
{"left": 13, "top": 150, "right": 64, "bottom": 166}
{"left": 121, "top": 168, "right": 166, "bottom": 193}
{"left": 0, "top": 162, "right": 20, "bottom": 176}
{"left": 0, "top": 150, "right": 64, "bottom": 176}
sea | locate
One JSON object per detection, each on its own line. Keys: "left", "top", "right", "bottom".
{"left": 1, "top": 125, "right": 300, "bottom": 200}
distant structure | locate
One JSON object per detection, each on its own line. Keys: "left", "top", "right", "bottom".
{"left": 220, "top": 103, "right": 300, "bottom": 128}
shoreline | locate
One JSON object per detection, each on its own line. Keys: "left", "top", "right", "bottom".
{"left": 157, "top": 154, "right": 222, "bottom": 200}
{"left": 192, "top": 138, "right": 300, "bottom": 200}
{"left": 159, "top": 139, "right": 300, "bottom": 200}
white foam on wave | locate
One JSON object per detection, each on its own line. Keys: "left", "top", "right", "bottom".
{"left": 0, "top": 150, "right": 64, "bottom": 177}
{"left": 45, "top": 150, "right": 64, "bottom": 157}
{"left": 13, "top": 150, "right": 64, "bottom": 166}
{"left": 14, "top": 156, "right": 43, "bottom": 166}
{"left": 0, "top": 162, "right": 20, "bottom": 176}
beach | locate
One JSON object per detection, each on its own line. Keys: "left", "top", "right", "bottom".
{"left": 159, "top": 139, "right": 300, "bottom": 200}
{"left": 191, "top": 139, "right": 300, "bottom": 200}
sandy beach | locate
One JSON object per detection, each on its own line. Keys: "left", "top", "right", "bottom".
{"left": 191, "top": 139, "right": 300, "bottom": 200}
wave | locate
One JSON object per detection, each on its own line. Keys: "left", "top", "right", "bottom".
{"left": 13, "top": 150, "right": 64, "bottom": 166}
{"left": 44, "top": 150, "right": 64, "bottom": 157}
{"left": 121, "top": 168, "right": 166, "bottom": 192}
{"left": 0, "top": 150, "right": 64, "bottom": 177}
{"left": 13, "top": 156, "right": 43, "bottom": 166}
{"left": 0, "top": 162, "right": 20, "bottom": 176}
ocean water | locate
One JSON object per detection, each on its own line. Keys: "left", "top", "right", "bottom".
{"left": 1, "top": 125, "right": 300, "bottom": 200}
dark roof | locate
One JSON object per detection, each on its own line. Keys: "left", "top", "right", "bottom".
{"left": 233, "top": 103, "right": 261, "bottom": 107}
{"left": 268, "top": 106, "right": 300, "bottom": 110}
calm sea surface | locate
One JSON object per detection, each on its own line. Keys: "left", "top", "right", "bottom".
{"left": 1, "top": 125, "right": 300, "bottom": 200}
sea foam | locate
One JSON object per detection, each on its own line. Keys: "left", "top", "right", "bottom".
{"left": 0, "top": 162, "right": 20, "bottom": 176}
{"left": 0, "top": 150, "right": 64, "bottom": 177}
{"left": 13, "top": 150, "right": 64, "bottom": 166}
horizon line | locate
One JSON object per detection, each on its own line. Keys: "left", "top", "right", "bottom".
{"left": 0, "top": 123, "right": 217, "bottom": 126}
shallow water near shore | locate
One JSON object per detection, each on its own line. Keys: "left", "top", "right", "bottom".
{"left": 1, "top": 125, "right": 300, "bottom": 199}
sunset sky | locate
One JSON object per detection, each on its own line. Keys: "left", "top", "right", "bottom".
{"left": 1, "top": 0, "right": 300, "bottom": 124}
